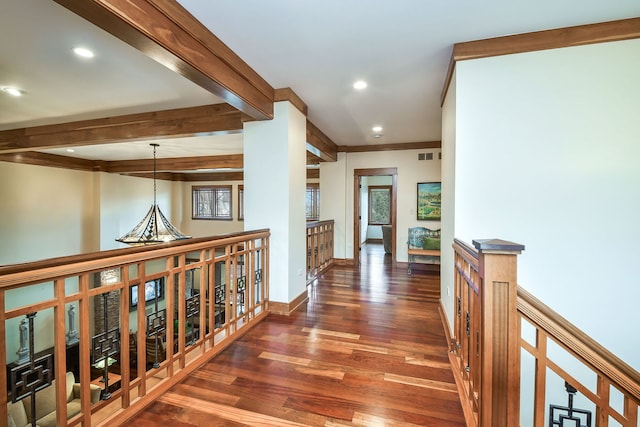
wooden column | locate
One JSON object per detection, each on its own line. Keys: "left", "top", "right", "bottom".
{"left": 473, "top": 239, "right": 524, "bottom": 427}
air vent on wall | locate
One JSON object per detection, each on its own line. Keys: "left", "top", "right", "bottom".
{"left": 418, "top": 151, "right": 444, "bottom": 160}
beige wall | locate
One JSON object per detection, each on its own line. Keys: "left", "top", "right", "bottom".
{"left": 320, "top": 148, "right": 442, "bottom": 262}
{"left": 0, "top": 163, "right": 182, "bottom": 360}
{"left": 180, "top": 180, "right": 245, "bottom": 237}
{"left": 0, "top": 162, "right": 100, "bottom": 264}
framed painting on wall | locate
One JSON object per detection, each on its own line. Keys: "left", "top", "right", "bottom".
{"left": 417, "top": 182, "right": 441, "bottom": 221}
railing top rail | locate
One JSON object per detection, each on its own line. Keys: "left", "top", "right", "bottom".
{"left": 0, "top": 229, "right": 270, "bottom": 289}
{"left": 306, "top": 219, "right": 335, "bottom": 229}
{"left": 453, "top": 238, "right": 479, "bottom": 267}
{"left": 517, "top": 286, "right": 640, "bottom": 403}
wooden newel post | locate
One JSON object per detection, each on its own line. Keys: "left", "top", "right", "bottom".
{"left": 473, "top": 239, "right": 525, "bottom": 427}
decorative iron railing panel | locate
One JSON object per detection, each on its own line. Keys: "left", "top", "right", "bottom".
{"left": 518, "top": 288, "right": 640, "bottom": 427}
{"left": 0, "top": 230, "right": 270, "bottom": 426}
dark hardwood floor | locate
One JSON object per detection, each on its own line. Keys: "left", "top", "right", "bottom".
{"left": 129, "top": 243, "right": 465, "bottom": 426}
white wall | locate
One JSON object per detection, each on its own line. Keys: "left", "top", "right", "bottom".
{"left": 320, "top": 152, "right": 348, "bottom": 258}
{"left": 320, "top": 149, "right": 441, "bottom": 262}
{"left": 0, "top": 162, "right": 100, "bottom": 264}
{"left": 0, "top": 162, "right": 184, "bottom": 360}
{"left": 244, "top": 101, "right": 307, "bottom": 304}
{"left": 449, "top": 39, "right": 640, "bottom": 369}
{"left": 441, "top": 70, "right": 457, "bottom": 329}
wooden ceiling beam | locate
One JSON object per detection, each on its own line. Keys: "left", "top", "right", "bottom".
{"left": 272, "top": 88, "right": 336, "bottom": 163}
{"left": 306, "top": 120, "right": 337, "bottom": 162}
{"left": 337, "top": 141, "right": 441, "bottom": 153}
{"left": 274, "top": 88, "right": 308, "bottom": 116}
{"left": 103, "top": 153, "right": 243, "bottom": 173}
{"left": 307, "top": 169, "right": 319, "bottom": 180}
{"left": 0, "top": 151, "right": 323, "bottom": 182}
{"left": 0, "top": 104, "right": 242, "bottom": 153}
{"left": 306, "top": 151, "right": 321, "bottom": 165}
{"left": 170, "top": 171, "right": 244, "bottom": 182}
{"left": 0, "top": 152, "right": 98, "bottom": 171}
{"left": 52, "top": 0, "right": 274, "bottom": 120}
{"left": 0, "top": 151, "right": 243, "bottom": 173}
{"left": 124, "top": 168, "right": 319, "bottom": 182}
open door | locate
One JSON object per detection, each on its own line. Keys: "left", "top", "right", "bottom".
{"left": 353, "top": 168, "right": 398, "bottom": 265}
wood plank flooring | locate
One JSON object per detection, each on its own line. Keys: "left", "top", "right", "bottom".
{"left": 129, "top": 244, "right": 465, "bottom": 426}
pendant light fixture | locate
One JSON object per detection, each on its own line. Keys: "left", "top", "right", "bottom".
{"left": 116, "top": 143, "right": 191, "bottom": 245}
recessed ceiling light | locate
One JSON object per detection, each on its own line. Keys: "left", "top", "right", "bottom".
{"left": 372, "top": 126, "right": 383, "bottom": 133}
{"left": 2, "top": 87, "right": 23, "bottom": 97}
{"left": 353, "top": 80, "right": 367, "bottom": 90}
{"left": 73, "top": 47, "right": 95, "bottom": 58}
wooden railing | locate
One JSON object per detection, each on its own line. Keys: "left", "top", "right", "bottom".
{"left": 451, "top": 238, "right": 640, "bottom": 427}
{"left": 452, "top": 239, "right": 483, "bottom": 423}
{"left": 518, "top": 288, "right": 640, "bottom": 427}
{"left": 306, "top": 220, "right": 334, "bottom": 282}
{"left": 1, "top": 230, "right": 270, "bottom": 426}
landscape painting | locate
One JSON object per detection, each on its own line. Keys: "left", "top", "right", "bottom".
{"left": 417, "top": 182, "right": 441, "bottom": 221}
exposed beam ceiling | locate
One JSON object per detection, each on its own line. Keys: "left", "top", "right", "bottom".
{"left": 125, "top": 168, "right": 320, "bottom": 182}
{"left": 0, "top": 151, "right": 244, "bottom": 174}
{"left": 0, "top": 100, "right": 338, "bottom": 169}
{"left": 0, "top": 104, "right": 243, "bottom": 153}
{"left": 1, "top": 0, "right": 637, "bottom": 179}
{"left": 306, "top": 120, "right": 337, "bottom": 162}
{"left": 52, "top": 0, "right": 274, "bottom": 121}
{"left": 104, "top": 153, "right": 243, "bottom": 173}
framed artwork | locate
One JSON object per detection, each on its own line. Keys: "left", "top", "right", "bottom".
{"left": 417, "top": 182, "right": 441, "bottom": 221}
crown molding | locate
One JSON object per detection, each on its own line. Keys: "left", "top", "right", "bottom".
{"left": 338, "top": 141, "right": 441, "bottom": 153}
{"left": 441, "top": 17, "right": 640, "bottom": 105}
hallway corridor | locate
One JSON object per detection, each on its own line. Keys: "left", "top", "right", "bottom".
{"left": 130, "top": 244, "right": 465, "bottom": 426}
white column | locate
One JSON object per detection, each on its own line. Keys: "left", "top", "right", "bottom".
{"left": 320, "top": 152, "right": 347, "bottom": 259}
{"left": 243, "top": 101, "right": 307, "bottom": 305}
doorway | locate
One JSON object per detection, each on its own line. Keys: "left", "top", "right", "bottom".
{"left": 353, "top": 168, "right": 397, "bottom": 265}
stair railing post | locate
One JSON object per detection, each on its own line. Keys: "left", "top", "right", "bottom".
{"left": 473, "top": 239, "right": 525, "bottom": 427}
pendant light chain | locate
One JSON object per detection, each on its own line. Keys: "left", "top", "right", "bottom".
{"left": 115, "top": 142, "right": 191, "bottom": 245}
{"left": 152, "top": 143, "right": 158, "bottom": 206}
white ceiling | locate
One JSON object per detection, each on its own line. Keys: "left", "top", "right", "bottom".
{"left": 0, "top": 0, "right": 225, "bottom": 127}
{"left": 1, "top": 0, "right": 639, "bottom": 163}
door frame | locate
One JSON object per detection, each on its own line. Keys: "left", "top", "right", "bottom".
{"left": 353, "top": 168, "right": 398, "bottom": 264}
